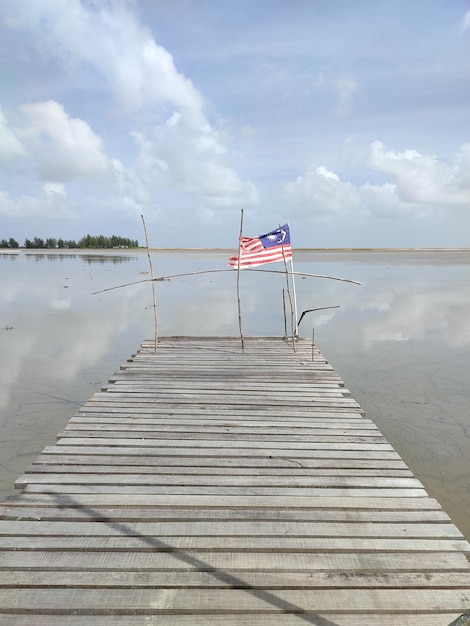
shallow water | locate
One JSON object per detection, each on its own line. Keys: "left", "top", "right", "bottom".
{"left": 1, "top": 249, "right": 469, "bottom": 538}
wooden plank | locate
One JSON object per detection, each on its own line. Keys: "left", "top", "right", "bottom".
{"left": 91, "top": 391, "right": 352, "bottom": 401}
{"left": 0, "top": 616, "right": 462, "bottom": 626}
{"left": 68, "top": 418, "right": 375, "bottom": 431}
{"left": 26, "top": 454, "right": 413, "bottom": 469}
{"left": 103, "top": 380, "right": 349, "bottom": 390}
{"left": 1, "top": 550, "right": 468, "bottom": 570}
{"left": 88, "top": 382, "right": 350, "bottom": 390}
{"left": 65, "top": 422, "right": 379, "bottom": 434}
{"left": 0, "top": 587, "right": 469, "bottom": 613}
{"left": 0, "top": 493, "right": 445, "bottom": 509}
{"left": 22, "top": 464, "right": 415, "bottom": 477}
{"left": 53, "top": 433, "right": 396, "bottom": 454}
{"left": 77, "top": 405, "right": 364, "bottom": 415}
{"left": 3, "top": 535, "right": 468, "bottom": 551}
{"left": 1, "top": 505, "right": 452, "bottom": 523}
{"left": 34, "top": 446, "right": 405, "bottom": 460}
{"left": 80, "top": 403, "right": 364, "bottom": 420}
{"left": 19, "top": 484, "right": 430, "bottom": 497}
{"left": 1, "top": 570, "right": 468, "bottom": 589}
{"left": 14, "top": 473, "right": 424, "bottom": 488}
{"left": 1, "top": 520, "right": 462, "bottom": 538}
{"left": 56, "top": 429, "right": 387, "bottom": 443}
{"left": 85, "top": 395, "right": 362, "bottom": 406}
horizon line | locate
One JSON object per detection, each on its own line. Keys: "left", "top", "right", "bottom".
{"left": 2, "top": 246, "right": 470, "bottom": 252}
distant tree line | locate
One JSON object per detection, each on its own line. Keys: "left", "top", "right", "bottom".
{"left": 0, "top": 235, "right": 139, "bottom": 249}
{"left": 0, "top": 238, "right": 20, "bottom": 248}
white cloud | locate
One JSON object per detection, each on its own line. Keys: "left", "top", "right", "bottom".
{"left": 333, "top": 73, "right": 359, "bottom": 116}
{"left": 369, "top": 141, "right": 470, "bottom": 206}
{"left": 314, "top": 71, "right": 359, "bottom": 116}
{"left": 19, "top": 100, "right": 109, "bottom": 181}
{"left": 461, "top": 10, "right": 470, "bottom": 32}
{"left": 0, "top": 183, "right": 75, "bottom": 220}
{"left": 43, "top": 182, "right": 66, "bottom": 196}
{"left": 284, "top": 164, "right": 399, "bottom": 219}
{"left": 0, "top": 110, "right": 25, "bottom": 161}
{"left": 130, "top": 112, "right": 258, "bottom": 214}
{"left": 2, "top": 1, "right": 257, "bottom": 220}
{"left": 315, "top": 166, "right": 339, "bottom": 182}
{"left": 284, "top": 142, "right": 470, "bottom": 224}
{"left": 111, "top": 158, "right": 151, "bottom": 210}
{"left": 4, "top": 1, "right": 204, "bottom": 120}
{"left": 2, "top": 1, "right": 466, "bottom": 247}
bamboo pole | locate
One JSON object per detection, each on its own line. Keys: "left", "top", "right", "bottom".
{"left": 140, "top": 215, "right": 158, "bottom": 353}
{"left": 282, "top": 289, "right": 287, "bottom": 337}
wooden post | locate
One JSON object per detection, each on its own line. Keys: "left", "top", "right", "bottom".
{"left": 282, "top": 289, "right": 287, "bottom": 338}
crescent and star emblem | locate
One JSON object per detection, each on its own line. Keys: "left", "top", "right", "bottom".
{"left": 266, "top": 228, "right": 286, "bottom": 244}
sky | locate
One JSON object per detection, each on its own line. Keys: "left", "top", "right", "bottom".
{"left": 0, "top": 0, "right": 469, "bottom": 249}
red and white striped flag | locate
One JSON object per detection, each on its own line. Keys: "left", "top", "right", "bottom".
{"left": 228, "top": 224, "right": 292, "bottom": 269}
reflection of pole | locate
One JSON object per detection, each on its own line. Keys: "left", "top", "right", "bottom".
{"left": 236, "top": 209, "right": 244, "bottom": 353}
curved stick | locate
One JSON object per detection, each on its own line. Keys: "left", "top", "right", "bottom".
{"left": 92, "top": 268, "right": 362, "bottom": 295}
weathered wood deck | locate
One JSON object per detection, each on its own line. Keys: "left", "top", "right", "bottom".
{"left": 1, "top": 337, "right": 469, "bottom": 625}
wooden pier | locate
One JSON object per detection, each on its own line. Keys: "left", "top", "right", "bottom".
{"left": 1, "top": 337, "right": 469, "bottom": 625}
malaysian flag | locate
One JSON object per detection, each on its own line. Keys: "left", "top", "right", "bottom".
{"left": 228, "top": 224, "right": 292, "bottom": 269}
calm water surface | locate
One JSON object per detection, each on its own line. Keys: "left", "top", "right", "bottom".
{"left": 1, "top": 249, "right": 469, "bottom": 538}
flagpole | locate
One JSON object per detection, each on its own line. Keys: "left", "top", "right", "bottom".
{"left": 236, "top": 209, "right": 245, "bottom": 352}
{"left": 279, "top": 223, "right": 295, "bottom": 350}
{"left": 287, "top": 222, "right": 299, "bottom": 337}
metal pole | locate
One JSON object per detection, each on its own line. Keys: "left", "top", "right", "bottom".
{"left": 236, "top": 209, "right": 244, "bottom": 353}
{"left": 290, "top": 256, "right": 299, "bottom": 337}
